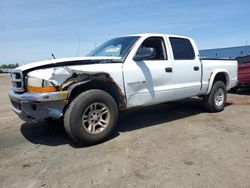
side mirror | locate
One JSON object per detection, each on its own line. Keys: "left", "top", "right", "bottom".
{"left": 133, "top": 47, "right": 156, "bottom": 61}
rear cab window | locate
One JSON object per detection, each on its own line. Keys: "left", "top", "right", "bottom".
{"left": 169, "top": 37, "right": 195, "bottom": 60}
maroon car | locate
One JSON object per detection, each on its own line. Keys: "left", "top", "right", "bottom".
{"left": 234, "top": 55, "right": 250, "bottom": 90}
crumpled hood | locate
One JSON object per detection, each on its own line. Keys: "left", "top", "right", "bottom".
{"left": 16, "top": 56, "right": 122, "bottom": 72}
{"left": 15, "top": 56, "right": 123, "bottom": 86}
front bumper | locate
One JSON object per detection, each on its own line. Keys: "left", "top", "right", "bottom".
{"left": 8, "top": 90, "right": 69, "bottom": 122}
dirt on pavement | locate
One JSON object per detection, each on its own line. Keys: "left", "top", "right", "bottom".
{"left": 0, "top": 74, "right": 250, "bottom": 188}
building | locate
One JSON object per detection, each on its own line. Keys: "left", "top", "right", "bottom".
{"left": 199, "top": 45, "right": 250, "bottom": 59}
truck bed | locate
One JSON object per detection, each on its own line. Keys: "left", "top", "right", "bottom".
{"left": 200, "top": 58, "right": 238, "bottom": 93}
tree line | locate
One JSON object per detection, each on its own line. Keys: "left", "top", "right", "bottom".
{"left": 0, "top": 63, "right": 19, "bottom": 69}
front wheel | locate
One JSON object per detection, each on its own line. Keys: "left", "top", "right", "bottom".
{"left": 203, "top": 81, "right": 227, "bottom": 112}
{"left": 64, "top": 89, "right": 118, "bottom": 145}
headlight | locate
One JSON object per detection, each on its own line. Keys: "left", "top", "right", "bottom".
{"left": 27, "top": 77, "right": 57, "bottom": 93}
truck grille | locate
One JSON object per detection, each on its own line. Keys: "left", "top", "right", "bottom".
{"left": 10, "top": 70, "right": 25, "bottom": 92}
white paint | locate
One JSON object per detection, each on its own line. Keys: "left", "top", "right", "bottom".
{"left": 123, "top": 34, "right": 237, "bottom": 107}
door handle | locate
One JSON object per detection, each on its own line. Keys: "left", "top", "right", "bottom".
{"left": 165, "top": 67, "right": 172, "bottom": 72}
{"left": 193, "top": 66, "right": 199, "bottom": 71}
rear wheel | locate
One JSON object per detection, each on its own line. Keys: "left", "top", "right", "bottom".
{"left": 203, "top": 81, "right": 227, "bottom": 112}
{"left": 64, "top": 89, "right": 118, "bottom": 145}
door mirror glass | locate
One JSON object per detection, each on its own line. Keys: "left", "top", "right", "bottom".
{"left": 133, "top": 47, "right": 156, "bottom": 61}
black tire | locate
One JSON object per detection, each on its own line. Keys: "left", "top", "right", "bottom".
{"left": 203, "top": 81, "right": 227, "bottom": 112}
{"left": 64, "top": 89, "right": 118, "bottom": 145}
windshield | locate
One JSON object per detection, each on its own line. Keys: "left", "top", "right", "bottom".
{"left": 88, "top": 36, "right": 139, "bottom": 58}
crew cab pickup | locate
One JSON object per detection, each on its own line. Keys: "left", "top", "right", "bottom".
{"left": 9, "top": 33, "right": 238, "bottom": 144}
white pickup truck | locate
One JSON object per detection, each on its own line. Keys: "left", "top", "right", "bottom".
{"left": 9, "top": 33, "right": 237, "bottom": 144}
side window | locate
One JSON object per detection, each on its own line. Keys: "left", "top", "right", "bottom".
{"left": 136, "top": 37, "right": 167, "bottom": 60}
{"left": 169, "top": 37, "right": 195, "bottom": 60}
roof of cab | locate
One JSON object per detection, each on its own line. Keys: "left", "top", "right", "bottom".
{"left": 126, "top": 33, "right": 191, "bottom": 39}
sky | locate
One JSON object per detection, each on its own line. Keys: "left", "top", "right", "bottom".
{"left": 0, "top": 0, "right": 249, "bottom": 65}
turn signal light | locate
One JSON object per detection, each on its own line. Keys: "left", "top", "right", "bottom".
{"left": 27, "top": 86, "right": 57, "bottom": 93}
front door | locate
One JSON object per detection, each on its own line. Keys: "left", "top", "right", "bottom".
{"left": 123, "top": 36, "right": 174, "bottom": 108}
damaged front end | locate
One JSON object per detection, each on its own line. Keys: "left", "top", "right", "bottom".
{"left": 8, "top": 90, "right": 68, "bottom": 122}
{"left": 9, "top": 65, "right": 126, "bottom": 122}
{"left": 9, "top": 67, "right": 71, "bottom": 122}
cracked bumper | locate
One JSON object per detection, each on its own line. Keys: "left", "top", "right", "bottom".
{"left": 8, "top": 90, "right": 69, "bottom": 122}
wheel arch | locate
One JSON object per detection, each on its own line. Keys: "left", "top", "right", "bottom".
{"left": 206, "top": 70, "right": 230, "bottom": 94}
{"left": 66, "top": 79, "right": 126, "bottom": 111}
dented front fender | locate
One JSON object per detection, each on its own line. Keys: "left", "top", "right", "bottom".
{"left": 27, "top": 66, "right": 127, "bottom": 110}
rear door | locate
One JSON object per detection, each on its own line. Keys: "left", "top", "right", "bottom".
{"left": 168, "top": 37, "right": 201, "bottom": 98}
